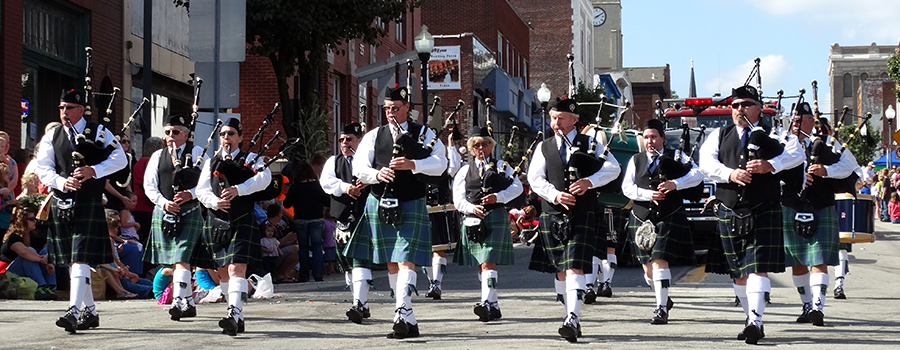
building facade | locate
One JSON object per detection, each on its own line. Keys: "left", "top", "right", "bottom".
{"left": 590, "top": 0, "right": 622, "bottom": 72}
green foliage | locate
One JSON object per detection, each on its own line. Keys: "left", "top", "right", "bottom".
{"left": 840, "top": 120, "right": 881, "bottom": 166}
{"left": 292, "top": 104, "right": 331, "bottom": 163}
{"left": 887, "top": 52, "right": 900, "bottom": 101}
{"left": 670, "top": 90, "right": 679, "bottom": 99}
{"left": 573, "top": 81, "right": 616, "bottom": 129}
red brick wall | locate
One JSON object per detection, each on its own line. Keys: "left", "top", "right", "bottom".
{"left": 1, "top": 0, "right": 24, "bottom": 148}
{"left": 233, "top": 54, "right": 284, "bottom": 158}
{"left": 509, "top": 0, "right": 572, "bottom": 100}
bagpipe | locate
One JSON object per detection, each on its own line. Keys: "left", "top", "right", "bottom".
{"left": 479, "top": 100, "right": 513, "bottom": 196}
{"left": 172, "top": 78, "right": 205, "bottom": 192}
{"left": 395, "top": 97, "right": 463, "bottom": 184}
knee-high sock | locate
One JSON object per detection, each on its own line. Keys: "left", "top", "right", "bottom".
{"left": 351, "top": 267, "right": 372, "bottom": 306}
{"left": 652, "top": 268, "right": 671, "bottom": 311}
{"left": 173, "top": 268, "right": 192, "bottom": 304}
{"left": 746, "top": 275, "right": 770, "bottom": 324}
{"left": 733, "top": 283, "right": 749, "bottom": 317}
{"left": 388, "top": 272, "right": 398, "bottom": 296}
{"left": 810, "top": 272, "right": 829, "bottom": 312}
{"left": 554, "top": 277, "right": 566, "bottom": 308}
{"left": 395, "top": 269, "right": 417, "bottom": 325}
{"left": 587, "top": 256, "right": 600, "bottom": 288}
{"left": 483, "top": 270, "right": 498, "bottom": 303}
{"left": 644, "top": 271, "right": 654, "bottom": 290}
{"left": 565, "top": 274, "right": 586, "bottom": 317}
{"left": 345, "top": 271, "right": 352, "bottom": 287}
{"left": 432, "top": 256, "right": 446, "bottom": 284}
{"left": 68, "top": 264, "right": 91, "bottom": 316}
{"left": 228, "top": 278, "right": 246, "bottom": 320}
{"left": 602, "top": 255, "right": 617, "bottom": 282}
{"left": 835, "top": 250, "right": 849, "bottom": 286}
{"left": 792, "top": 272, "right": 813, "bottom": 306}
{"left": 219, "top": 281, "right": 229, "bottom": 303}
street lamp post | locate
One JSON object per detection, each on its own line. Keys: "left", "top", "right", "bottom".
{"left": 537, "top": 83, "right": 551, "bottom": 134}
{"left": 414, "top": 26, "right": 435, "bottom": 116}
{"left": 886, "top": 105, "right": 896, "bottom": 170}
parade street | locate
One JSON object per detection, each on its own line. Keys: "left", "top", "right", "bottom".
{"left": 3, "top": 220, "right": 899, "bottom": 349}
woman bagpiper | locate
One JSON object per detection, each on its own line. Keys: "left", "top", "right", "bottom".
{"left": 451, "top": 126, "right": 522, "bottom": 321}
{"left": 196, "top": 118, "right": 272, "bottom": 336}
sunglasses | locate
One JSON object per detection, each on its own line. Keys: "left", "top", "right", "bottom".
{"left": 164, "top": 129, "right": 181, "bottom": 136}
{"left": 219, "top": 131, "right": 237, "bottom": 137}
{"left": 339, "top": 137, "right": 354, "bottom": 142}
{"left": 120, "top": 139, "right": 131, "bottom": 144}
{"left": 58, "top": 105, "right": 78, "bottom": 110}
{"left": 26, "top": 217, "right": 36, "bottom": 222}
{"left": 472, "top": 142, "right": 490, "bottom": 148}
{"left": 731, "top": 101, "right": 758, "bottom": 109}
{"left": 383, "top": 105, "right": 402, "bottom": 112}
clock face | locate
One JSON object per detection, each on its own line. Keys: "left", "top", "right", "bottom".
{"left": 593, "top": 7, "right": 606, "bottom": 26}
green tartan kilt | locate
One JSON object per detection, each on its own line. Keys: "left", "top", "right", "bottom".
{"left": 714, "top": 201, "right": 785, "bottom": 278}
{"left": 627, "top": 211, "right": 696, "bottom": 265}
{"left": 782, "top": 205, "right": 840, "bottom": 267}
{"left": 334, "top": 219, "right": 383, "bottom": 272}
{"left": 47, "top": 195, "right": 113, "bottom": 265}
{"left": 344, "top": 194, "right": 431, "bottom": 266}
{"left": 529, "top": 211, "right": 596, "bottom": 273}
{"left": 143, "top": 201, "right": 204, "bottom": 265}
{"left": 454, "top": 208, "right": 515, "bottom": 267}
{"left": 203, "top": 212, "right": 261, "bottom": 267}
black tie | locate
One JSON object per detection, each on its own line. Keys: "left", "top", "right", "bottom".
{"left": 648, "top": 153, "right": 659, "bottom": 173}
{"left": 558, "top": 138, "right": 567, "bottom": 164}
{"left": 741, "top": 127, "right": 751, "bottom": 149}
{"left": 67, "top": 127, "right": 77, "bottom": 148}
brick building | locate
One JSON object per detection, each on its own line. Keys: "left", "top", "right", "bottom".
{"left": 2, "top": 0, "right": 124, "bottom": 152}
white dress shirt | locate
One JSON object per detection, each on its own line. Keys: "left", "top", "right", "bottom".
{"left": 34, "top": 117, "right": 126, "bottom": 192}
{"left": 320, "top": 154, "right": 354, "bottom": 197}
{"left": 698, "top": 123, "right": 804, "bottom": 183}
{"left": 447, "top": 143, "right": 463, "bottom": 178}
{"left": 622, "top": 149, "right": 704, "bottom": 202}
{"left": 352, "top": 122, "right": 448, "bottom": 185}
{"left": 143, "top": 144, "right": 206, "bottom": 208}
{"left": 195, "top": 149, "right": 272, "bottom": 210}
{"left": 452, "top": 159, "right": 523, "bottom": 215}
{"left": 527, "top": 128, "right": 621, "bottom": 205}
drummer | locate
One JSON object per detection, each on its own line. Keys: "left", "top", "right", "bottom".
{"left": 423, "top": 125, "right": 464, "bottom": 300}
{"left": 781, "top": 103, "right": 857, "bottom": 327}
{"left": 451, "top": 125, "right": 522, "bottom": 321}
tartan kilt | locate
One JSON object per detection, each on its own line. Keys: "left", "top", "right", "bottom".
{"left": 782, "top": 205, "right": 840, "bottom": 267}
{"left": 529, "top": 211, "right": 596, "bottom": 273}
{"left": 344, "top": 194, "right": 431, "bottom": 266}
{"left": 47, "top": 195, "right": 113, "bottom": 266}
{"left": 454, "top": 208, "right": 515, "bottom": 267}
{"left": 590, "top": 209, "right": 609, "bottom": 260}
{"left": 715, "top": 201, "right": 785, "bottom": 278}
{"left": 334, "top": 220, "right": 383, "bottom": 272}
{"left": 627, "top": 211, "right": 696, "bottom": 265}
{"left": 203, "top": 212, "right": 261, "bottom": 267}
{"left": 143, "top": 201, "right": 204, "bottom": 265}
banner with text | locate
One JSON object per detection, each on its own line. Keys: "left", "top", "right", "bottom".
{"left": 428, "top": 46, "right": 461, "bottom": 90}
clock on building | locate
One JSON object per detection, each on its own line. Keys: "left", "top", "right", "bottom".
{"left": 593, "top": 7, "right": 606, "bottom": 26}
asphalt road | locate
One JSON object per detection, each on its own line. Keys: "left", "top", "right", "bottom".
{"left": 3, "top": 221, "right": 900, "bottom": 349}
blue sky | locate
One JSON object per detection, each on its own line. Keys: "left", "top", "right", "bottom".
{"left": 622, "top": 0, "right": 900, "bottom": 113}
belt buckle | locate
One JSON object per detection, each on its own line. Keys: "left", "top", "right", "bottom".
{"left": 794, "top": 212, "right": 814, "bottom": 223}
{"left": 58, "top": 198, "right": 74, "bottom": 210}
{"left": 379, "top": 197, "right": 399, "bottom": 209}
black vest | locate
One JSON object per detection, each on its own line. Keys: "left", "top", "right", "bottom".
{"left": 631, "top": 149, "right": 685, "bottom": 221}
{"left": 465, "top": 159, "right": 509, "bottom": 212}
{"left": 781, "top": 140, "right": 839, "bottom": 211}
{"left": 330, "top": 154, "right": 368, "bottom": 223}
{"left": 51, "top": 122, "right": 109, "bottom": 199}
{"left": 156, "top": 147, "right": 178, "bottom": 201}
{"left": 714, "top": 124, "right": 781, "bottom": 208}
{"left": 371, "top": 124, "right": 427, "bottom": 201}
{"left": 540, "top": 133, "right": 599, "bottom": 215}
{"left": 209, "top": 151, "right": 253, "bottom": 217}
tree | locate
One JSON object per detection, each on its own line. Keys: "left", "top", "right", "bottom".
{"left": 841, "top": 120, "right": 881, "bottom": 166}
{"left": 887, "top": 51, "right": 900, "bottom": 101}
{"left": 174, "top": 0, "right": 424, "bottom": 140}
{"left": 573, "top": 81, "right": 616, "bottom": 130}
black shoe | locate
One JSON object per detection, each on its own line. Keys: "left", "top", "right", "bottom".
{"left": 598, "top": 282, "right": 612, "bottom": 298}
{"left": 557, "top": 313, "right": 581, "bottom": 342}
{"left": 834, "top": 286, "right": 847, "bottom": 299}
{"left": 35, "top": 285, "right": 58, "bottom": 301}
{"left": 347, "top": 303, "right": 368, "bottom": 324}
{"left": 219, "top": 317, "right": 238, "bottom": 336}
{"left": 169, "top": 304, "right": 184, "bottom": 321}
{"left": 742, "top": 323, "right": 762, "bottom": 344}
{"left": 181, "top": 304, "right": 197, "bottom": 318}
{"left": 667, "top": 297, "right": 674, "bottom": 311}
{"left": 807, "top": 310, "right": 824, "bottom": 326}
{"left": 426, "top": 284, "right": 442, "bottom": 300}
{"left": 76, "top": 310, "right": 99, "bottom": 330}
{"left": 650, "top": 306, "right": 668, "bottom": 325}
{"left": 392, "top": 318, "right": 409, "bottom": 337}
{"left": 387, "top": 322, "right": 419, "bottom": 339}
{"left": 584, "top": 287, "right": 597, "bottom": 304}
{"left": 737, "top": 319, "right": 765, "bottom": 340}
{"left": 796, "top": 303, "right": 812, "bottom": 323}
{"left": 474, "top": 302, "right": 491, "bottom": 322}
{"left": 55, "top": 307, "right": 78, "bottom": 334}
{"left": 489, "top": 305, "right": 502, "bottom": 320}
{"left": 237, "top": 319, "right": 245, "bottom": 333}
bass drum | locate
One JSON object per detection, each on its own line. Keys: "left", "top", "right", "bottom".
{"left": 835, "top": 193, "right": 876, "bottom": 244}
{"left": 587, "top": 126, "right": 644, "bottom": 209}
{"left": 429, "top": 204, "right": 461, "bottom": 251}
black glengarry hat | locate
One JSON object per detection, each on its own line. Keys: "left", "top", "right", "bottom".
{"left": 643, "top": 118, "right": 665, "bottom": 135}
{"left": 471, "top": 126, "right": 492, "bottom": 138}
{"left": 60, "top": 89, "right": 87, "bottom": 106}
{"left": 550, "top": 98, "right": 578, "bottom": 113}
{"left": 166, "top": 114, "right": 187, "bottom": 127}
{"left": 341, "top": 122, "right": 363, "bottom": 137}
{"left": 793, "top": 102, "right": 813, "bottom": 116}
{"left": 385, "top": 86, "right": 409, "bottom": 102}
{"left": 731, "top": 85, "right": 761, "bottom": 104}
{"left": 224, "top": 118, "right": 243, "bottom": 135}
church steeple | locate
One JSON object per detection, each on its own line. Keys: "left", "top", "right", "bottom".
{"left": 688, "top": 58, "right": 697, "bottom": 98}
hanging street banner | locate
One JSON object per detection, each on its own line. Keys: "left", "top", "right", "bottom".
{"left": 428, "top": 46, "right": 461, "bottom": 90}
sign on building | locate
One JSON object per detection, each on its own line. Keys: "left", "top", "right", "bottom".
{"left": 428, "top": 46, "right": 461, "bottom": 90}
